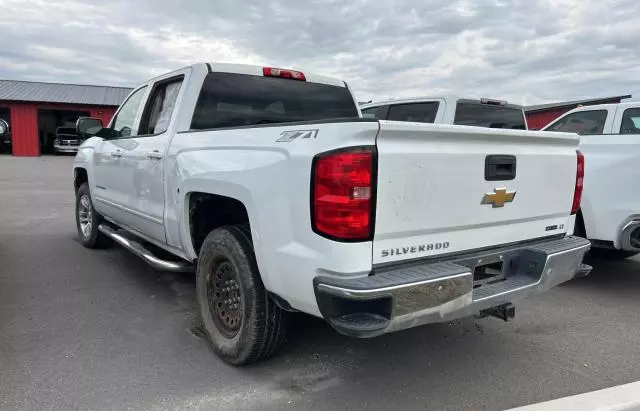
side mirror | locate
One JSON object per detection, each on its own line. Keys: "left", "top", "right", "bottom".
{"left": 76, "top": 117, "right": 104, "bottom": 138}
{"left": 0, "top": 119, "right": 8, "bottom": 136}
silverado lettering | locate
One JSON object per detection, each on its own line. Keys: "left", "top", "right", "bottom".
{"left": 381, "top": 242, "right": 450, "bottom": 258}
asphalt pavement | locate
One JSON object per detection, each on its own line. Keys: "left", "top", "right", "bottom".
{"left": 2, "top": 156, "right": 640, "bottom": 411}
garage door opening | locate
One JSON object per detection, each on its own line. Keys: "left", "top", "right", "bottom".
{"left": 0, "top": 107, "right": 10, "bottom": 154}
{"left": 38, "top": 109, "right": 90, "bottom": 155}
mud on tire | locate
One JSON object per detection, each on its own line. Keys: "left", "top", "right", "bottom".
{"left": 196, "top": 225, "right": 289, "bottom": 365}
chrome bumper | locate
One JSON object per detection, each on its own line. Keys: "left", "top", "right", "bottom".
{"left": 54, "top": 144, "right": 79, "bottom": 153}
{"left": 314, "top": 236, "right": 590, "bottom": 338}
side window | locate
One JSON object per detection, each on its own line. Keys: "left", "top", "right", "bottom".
{"left": 547, "top": 110, "right": 608, "bottom": 135}
{"left": 387, "top": 102, "right": 439, "bottom": 123}
{"left": 361, "top": 107, "right": 378, "bottom": 119}
{"left": 111, "top": 86, "right": 147, "bottom": 138}
{"left": 620, "top": 108, "right": 640, "bottom": 135}
{"left": 361, "top": 105, "right": 388, "bottom": 119}
{"left": 139, "top": 77, "right": 184, "bottom": 136}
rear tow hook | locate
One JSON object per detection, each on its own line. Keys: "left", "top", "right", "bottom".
{"left": 478, "top": 303, "right": 516, "bottom": 322}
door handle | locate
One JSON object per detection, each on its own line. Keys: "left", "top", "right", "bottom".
{"left": 110, "top": 150, "right": 123, "bottom": 158}
{"left": 147, "top": 150, "right": 163, "bottom": 159}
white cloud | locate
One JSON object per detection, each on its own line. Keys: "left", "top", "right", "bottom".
{"left": 0, "top": 0, "right": 639, "bottom": 104}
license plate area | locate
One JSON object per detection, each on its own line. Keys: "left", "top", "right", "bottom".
{"left": 473, "top": 260, "right": 505, "bottom": 288}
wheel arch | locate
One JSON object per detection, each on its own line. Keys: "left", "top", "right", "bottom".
{"left": 577, "top": 194, "right": 596, "bottom": 239}
{"left": 187, "top": 192, "right": 252, "bottom": 257}
{"left": 74, "top": 167, "right": 88, "bottom": 193}
{"left": 178, "top": 180, "right": 260, "bottom": 262}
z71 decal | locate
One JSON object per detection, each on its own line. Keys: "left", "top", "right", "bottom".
{"left": 276, "top": 129, "right": 319, "bottom": 142}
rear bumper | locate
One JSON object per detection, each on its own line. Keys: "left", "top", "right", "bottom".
{"left": 314, "top": 236, "right": 590, "bottom": 338}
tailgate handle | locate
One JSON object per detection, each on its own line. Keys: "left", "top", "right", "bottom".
{"left": 485, "top": 155, "right": 516, "bottom": 181}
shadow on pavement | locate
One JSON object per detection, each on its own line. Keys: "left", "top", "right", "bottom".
{"left": 566, "top": 254, "right": 640, "bottom": 296}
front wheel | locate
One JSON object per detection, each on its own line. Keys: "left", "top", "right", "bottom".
{"left": 196, "top": 225, "right": 289, "bottom": 365}
{"left": 589, "top": 248, "right": 638, "bottom": 260}
{"left": 75, "top": 183, "right": 111, "bottom": 248}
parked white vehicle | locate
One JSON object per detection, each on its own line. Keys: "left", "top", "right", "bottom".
{"left": 72, "top": 63, "right": 590, "bottom": 365}
{"left": 542, "top": 102, "right": 640, "bottom": 260}
{"left": 360, "top": 96, "right": 528, "bottom": 129}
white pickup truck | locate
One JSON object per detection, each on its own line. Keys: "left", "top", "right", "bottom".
{"left": 72, "top": 63, "right": 590, "bottom": 365}
{"left": 542, "top": 102, "right": 640, "bottom": 260}
{"left": 360, "top": 96, "right": 528, "bottom": 129}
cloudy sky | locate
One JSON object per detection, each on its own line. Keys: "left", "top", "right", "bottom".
{"left": 1, "top": 0, "right": 639, "bottom": 104}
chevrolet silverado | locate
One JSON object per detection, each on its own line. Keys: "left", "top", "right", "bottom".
{"left": 72, "top": 63, "right": 590, "bottom": 365}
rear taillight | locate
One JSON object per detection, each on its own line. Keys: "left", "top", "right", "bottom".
{"left": 263, "top": 67, "right": 306, "bottom": 81}
{"left": 312, "top": 147, "right": 376, "bottom": 241}
{"left": 571, "top": 150, "right": 584, "bottom": 214}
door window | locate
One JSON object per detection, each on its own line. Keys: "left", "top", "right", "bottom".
{"left": 546, "top": 110, "right": 608, "bottom": 134}
{"left": 387, "top": 102, "right": 439, "bottom": 123}
{"left": 620, "top": 108, "right": 640, "bottom": 134}
{"left": 111, "top": 86, "right": 147, "bottom": 138}
{"left": 139, "top": 78, "right": 184, "bottom": 135}
{"left": 361, "top": 105, "right": 388, "bottom": 119}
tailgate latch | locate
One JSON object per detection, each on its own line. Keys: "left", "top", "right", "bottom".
{"left": 485, "top": 154, "right": 516, "bottom": 181}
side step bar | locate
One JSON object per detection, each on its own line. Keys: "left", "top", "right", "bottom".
{"left": 98, "top": 224, "right": 194, "bottom": 273}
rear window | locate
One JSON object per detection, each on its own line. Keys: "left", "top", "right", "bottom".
{"left": 191, "top": 72, "right": 359, "bottom": 130}
{"left": 454, "top": 102, "right": 526, "bottom": 130}
{"left": 387, "top": 102, "right": 439, "bottom": 123}
{"left": 620, "top": 108, "right": 640, "bottom": 134}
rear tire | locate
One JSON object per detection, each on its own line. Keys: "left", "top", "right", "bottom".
{"left": 75, "top": 183, "right": 111, "bottom": 249}
{"left": 589, "top": 248, "right": 638, "bottom": 260}
{"left": 196, "top": 225, "right": 289, "bottom": 365}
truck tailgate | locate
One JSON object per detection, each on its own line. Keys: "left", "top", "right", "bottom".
{"left": 373, "top": 121, "right": 579, "bottom": 265}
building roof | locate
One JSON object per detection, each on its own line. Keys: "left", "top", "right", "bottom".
{"left": 0, "top": 80, "right": 133, "bottom": 106}
{"left": 525, "top": 95, "right": 632, "bottom": 113}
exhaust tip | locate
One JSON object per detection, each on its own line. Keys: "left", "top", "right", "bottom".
{"left": 620, "top": 221, "right": 640, "bottom": 251}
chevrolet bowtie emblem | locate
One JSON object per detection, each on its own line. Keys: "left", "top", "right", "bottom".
{"left": 482, "top": 188, "right": 516, "bottom": 207}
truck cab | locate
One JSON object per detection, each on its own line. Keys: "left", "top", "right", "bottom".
{"left": 543, "top": 102, "right": 640, "bottom": 259}
{"left": 360, "top": 96, "right": 528, "bottom": 129}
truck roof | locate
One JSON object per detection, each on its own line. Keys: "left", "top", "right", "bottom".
{"left": 564, "top": 101, "right": 640, "bottom": 112}
{"left": 146, "top": 62, "right": 347, "bottom": 88}
{"left": 361, "top": 96, "right": 524, "bottom": 110}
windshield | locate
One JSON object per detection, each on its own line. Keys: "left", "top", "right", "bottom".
{"left": 191, "top": 72, "right": 359, "bottom": 130}
{"left": 545, "top": 110, "right": 608, "bottom": 134}
{"left": 454, "top": 102, "right": 526, "bottom": 129}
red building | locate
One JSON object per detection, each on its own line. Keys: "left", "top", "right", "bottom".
{"left": 525, "top": 94, "right": 632, "bottom": 130}
{"left": 0, "top": 80, "right": 132, "bottom": 156}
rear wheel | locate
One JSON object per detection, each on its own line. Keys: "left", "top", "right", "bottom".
{"left": 196, "top": 225, "right": 289, "bottom": 365}
{"left": 589, "top": 248, "right": 638, "bottom": 260}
